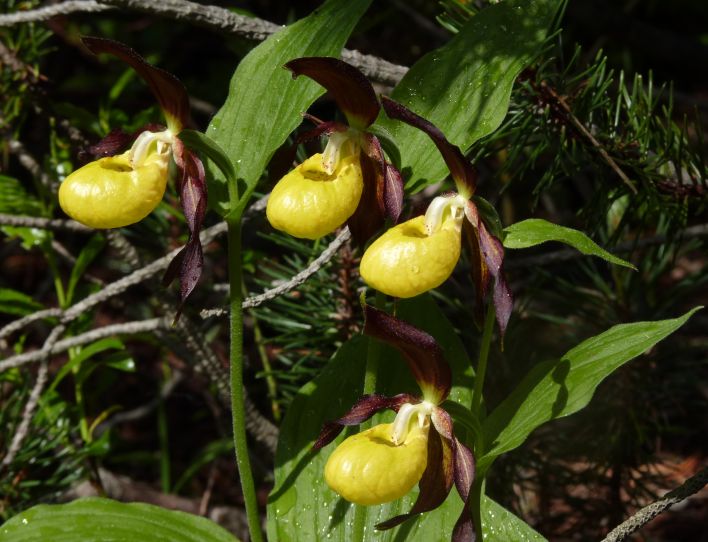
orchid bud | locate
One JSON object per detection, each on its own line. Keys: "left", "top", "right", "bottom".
{"left": 324, "top": 421, "right": 429, "bottom": 505}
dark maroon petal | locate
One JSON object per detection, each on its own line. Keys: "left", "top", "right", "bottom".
{"left": 376, "top": 426, "right": 454, "bottom": 530}
{"left": 477, "top": 220, "right": 513, "bottom": 338}
{"left": 462, "top": 220, "right": 490, "bottom": 328}
{"left": 384, "top": 161, "right": 404, "bottom": 224}
{"left": 164, "top": 139, "right": 207, "bottom": 314}
{"left": 452, "top": 513, "right": 476, "bottom": 542}
{"left": 452, "top": 438, "right": 475, "bottom": 501}
{"left": 381, "top": 96, "right": 477, "bottom": 197}
{"left": 431, "top": 406, "right": 454, "bottom": 441}
{"left": 364, "top": 304, "right": 451, "bottom": 404}
{"left": 313, "top": 393, "right": 416, "bottom": 450}
{"left": 346, "top": 149, "right": 385, "bottom": 247}
{"left": 285, "top": 57, "right": 380, "bottom": 130}
{"left": 366, "top": 134, "right": 404, "bottom": 224}
{"left": 82, "top": 36, "right": 189, "bottom": 130}
{"left": 451, "top": 438, "right": 477, "bottom": 542}
{"left": 86, "top": 128, "right": 132, "bottom": 159}
{"left": 82, "top": 123, "right": 166, "bottom": 162}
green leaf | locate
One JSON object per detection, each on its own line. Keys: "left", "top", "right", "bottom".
{"left": 377, "top": 0, "right": 560, "bottom": 192}
{"left": 479, "top": 307, "right": 702, "bottom": 475}
{"left": 0, "top": 175, "right": 43, "bottom": 215}
{"left": 267, "top": 295, "right": 474, "bottom": 541}
{"left": 66, "top": 234, "right": 106, "bottom": 305}
{"left": 0, "top": 497, "right": 239, "bottom": 542}
{"left": 503, "top": 218, "right": 636, "bottom": 269}
{"left": 0, "top": 287, "right": 44, "bottom": 316}
{"left": 482, "top": 497, "right": 546, "bottom": 542}
{"left": 49, "top": 338, "right": 125, "bottom": 392}
{"left": 206, "top": 0, "right": 373, "bottom": 217}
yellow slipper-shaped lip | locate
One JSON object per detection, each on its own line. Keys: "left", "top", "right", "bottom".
{"left": 59, "top": 150, "right": 168, "bottom": 229}
{"left": 324, "top": 422, "right": 429, "bottom": 505}
{"left": 266, "top": 152, "right": 364, "bottom": 240}
{"left": 360, "top": 215, "right": 461, "bottom": 298}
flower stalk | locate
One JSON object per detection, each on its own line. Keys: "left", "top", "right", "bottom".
{"left": 227, "top": 216, "right": 264, "bottom": 542}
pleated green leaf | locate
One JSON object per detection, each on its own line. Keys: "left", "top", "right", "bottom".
{"left": 378, "top": 0, "right": 560, "bottom": 192}
{"left": 503, "top": 218, "right": 636, "bottom": 269}
{"left": 0, "top": 498, "right": 239, "bottom": 542}
{"left": 479, "top": 307, "right": 702, "bottom": 475}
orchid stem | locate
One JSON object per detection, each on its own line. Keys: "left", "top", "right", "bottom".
{"left": 470, "top": 478, "right": 486, "bottom": 542}
{"left": 470, "top": 302, "right": 495, "bottom": 542}
{"left": 471, "top": 301, "right": 495, "bottom": 420}
{"left": 227, "top": 218, "right": 264, "bottom": 542}
{"left": 362, "top": 289, "right": 386, "bottom": 396}
{"left": 353, "top": 289, "right": 386, "bottom": 539}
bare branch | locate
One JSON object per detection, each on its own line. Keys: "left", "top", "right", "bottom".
{"left": 601, "top": 465, "right": 708, "bottom": 542}
{"left": 0, "top": 1, "right": 112, "bottom": 26}
{"left": 0, "top": 308, "right": 63, "bottom": 347}
{"left": 1, "top": 324, "right": 65, "bottom": 468}
{"left": 0, "top": 213, "right": 91, "bottom": 233}
{"left": 0, "top": 0, "right": 408, "bottom": 86}
{"left": 5, "top": 138, "right": 55, "bottom": 191}
{"left": 0, "top": 318, "right": 168, "bottom": 372}
{"left": 201, "top": 226, "right": 352, "bottom": 319}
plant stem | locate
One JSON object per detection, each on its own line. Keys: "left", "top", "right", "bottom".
{"left": 469, "top": 303, "right": 495, "bottom": 542}
{"left": 227, "top": 218, "right": 264, "bottom": 542}
{"left": 470, "top": 302, "right": 495, "bottom": 419}
{"left": 353, "top": 290, "right": 386, "bottom": 539}
{"left": 362, "top": 289, "right": 386, "bottom": 396}
{"left": 470, "top": 478, "right": 486, "bottom": 542}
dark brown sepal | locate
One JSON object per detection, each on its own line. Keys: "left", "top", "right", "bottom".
{"left": 164, "top": 138, "right": 207, "bottom": 317}
{"left": 381, "top": 96, "right": 477, "bottom": 198}
{"left": 82, "top": 123, "right": 166, "bottom": 163}
{"left": 363, "top": 304, "right": 451, "bottom": 404}
{"left": 376, "top": 426, "right": 454, "bottom": 530}
{"left": 285, "top": 57, "right": 380, "bottom": 130}
{"left": 82, "top": 37, "right": 190, "bottom": 132}
{"left": 313, "top": 393, "right": 415, "bottom": 450}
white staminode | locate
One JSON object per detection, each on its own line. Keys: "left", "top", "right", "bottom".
{"left": 391, "top": 401, "right": 434, "bottom": 445}
{"left": 424, "top": 193, "right": 467, "bottom": 236}
{"left": 321, "top": 130, "right": 360, "bottom": 175}
{"left": 129, "top": 129, "right": 175, "bottom": 167}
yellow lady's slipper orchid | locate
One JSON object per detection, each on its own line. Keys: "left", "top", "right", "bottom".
{"left": 325, "top": 416, "right": 429, "bottom": 505}
{"left": 360, "top": 194, "right": 466, "bottom": 298}
{"left": 266, "top": 151, "right": 364, "bottom": 240}
{"left": 59, "top": 142, "right": 170, "bottom": 229}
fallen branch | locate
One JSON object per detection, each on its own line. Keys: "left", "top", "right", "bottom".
{"left": 201, "top": 226, "right": 352, "bottom": 318}
{"left": 601, "top": 465, "right": 708, "bottom": 542}
{"left": 0, "top": 0, "right": 408, "bottom": 86}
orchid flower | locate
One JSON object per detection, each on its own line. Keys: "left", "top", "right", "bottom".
{"left": 58, "top": 37, "right": 207, "bottom": 309}
{"left": 315, "top": 304, "right": 476, "bottom": 542}
{"left": 266, "top": 57, "right": 403, "bottom": 244}
{"left": 361, "top": 97, "right": 513, "bottom": 335}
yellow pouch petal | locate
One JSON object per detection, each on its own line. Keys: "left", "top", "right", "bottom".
{"left": 266, "top": 153, "right": 363, "bottom": 240}
{"left": 59, "top": 150, "right": 168, "bottom": 229}
{"left": 324, "top": 422, "right": 429, "bottom": 506}
{"left": 360, "top": 215, "right": 461, "bottom": 298}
